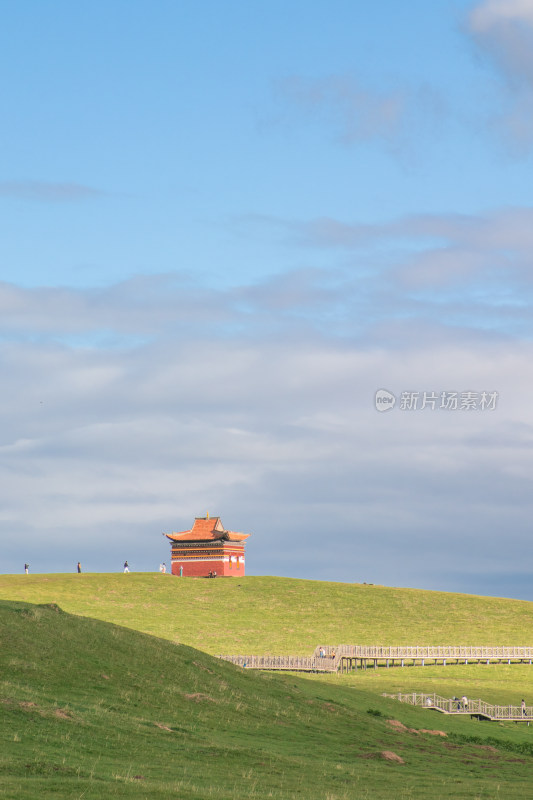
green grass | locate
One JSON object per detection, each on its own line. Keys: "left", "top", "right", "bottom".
{"left": 1, "top": 573, "right": 532, "bottom": 654}
{"left": 297, "top": 663, "right": 533, "bottom": 708}
{"left": 2, "top": 599, "right": 533, "bottom": 800}
{"left": 2, "top": 573, "right": 533, "bottom": 798}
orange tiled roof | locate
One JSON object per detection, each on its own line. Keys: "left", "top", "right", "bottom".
{"left": 166, "top": 516, "right": 250, "bottom": 542}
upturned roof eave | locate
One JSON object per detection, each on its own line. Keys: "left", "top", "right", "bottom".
{"left": 166, "top": 531, "right": 250, "bottom": 543}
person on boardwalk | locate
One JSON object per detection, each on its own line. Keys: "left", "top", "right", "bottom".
{"left": 522, "top": 699, "right": 526, "bottom": 717}
{"left": 77, "top": 562, "right": 81, "bottom": 573}
{"left": 462, "top": 695, "right": 468, "bottom": 711}
{"left": 24, "top": 563, "right": 29, "bottom": 574}
{"left": 123, "top": 561, "right": 130, "bottom": 573}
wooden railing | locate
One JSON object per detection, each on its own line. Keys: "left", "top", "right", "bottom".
{"left": 383, "top": 692, "right": 533, "bottom": 721}
{"left": 218, "top": 644, "right": 533, "bottom": 673}
{"left": 336, "top": 645, "right": 533, "bottom": 660}
{"left": 218, "top": 654, "right": 336, "bottom": 672}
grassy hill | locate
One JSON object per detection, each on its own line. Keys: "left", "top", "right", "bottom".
{"left": 2, "top": 599, "right": 533, "bottom": 800}
{"left": 0, "top": 573, "right": 532, "bottom": 655}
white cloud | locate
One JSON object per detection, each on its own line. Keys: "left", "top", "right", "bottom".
{"left": 468, "top": 0, "right": 533, "bottom": 150}
{"left": 469, "top": 0, "right": 533, "bottom": 88}
{"left": 0, "top": 236, "right": 532, "bottom": 597}
{"left": 246, "top": 208, "right": 533, "bottom": 317}
{"left": 2, "top": 203, "right": 533, "bottom": 595}
{"left": 276, "top": 74, "right": 407, "bottom": 146}
{"left": 470, "top": 0, "right": 533, "bottom": 29}
{"left": 2, "top": 327, "right": 532, "bottom": 592}
{"left": 0, "top": 180, "right": 104, "bottom": 202}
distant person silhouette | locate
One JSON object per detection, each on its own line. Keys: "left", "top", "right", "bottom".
{"left": 24, "top": 563, "right": 29, "bottom": 574}
{"left": 123, "top": 561, "right": 130, "bottom": 573}
{"left": 77, "top": 562, "right": 81, "bottom": 573}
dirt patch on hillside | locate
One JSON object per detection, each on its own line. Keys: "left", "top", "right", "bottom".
{"left": 54, "top": 708, "right": 72, "bottom": 720}
{"left": 18, "top": 701, "right": 74, "bottom": 721}
{"left": 387, "top": 719, "right": 416, "bottom": 733}
{"left": 154, "top": 722, "right": 173, "bottom": 732}
{"left": 380, "top": 751, "right": 405, "bottom": 764}
{"left": 387, "top": 719, "right": 446, "bottom": 737}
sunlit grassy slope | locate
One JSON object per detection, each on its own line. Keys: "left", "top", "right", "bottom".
{"left": 2, "top": 599, "right": 533, "bottom": 800}
{"left": 0, "top": 573, "right": 532, "bottom": 655}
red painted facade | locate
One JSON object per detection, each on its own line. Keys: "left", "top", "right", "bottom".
{"left": 165, "top": 515, "right": 250, "bottom": 577}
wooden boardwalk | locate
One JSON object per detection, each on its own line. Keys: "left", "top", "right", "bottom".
{"left": 219, "top": 644, "right": 533, "bottom": 673}
{"left": 383, "top": 691, "right": 533, "bottom": 722}
{"left": 218, "top": 654, "right": 336, "bottom": 672}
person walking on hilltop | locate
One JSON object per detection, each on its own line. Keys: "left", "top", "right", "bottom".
{"left": 123, "top": 561, "right": 130, "bottom": 573}
{"left": 24, "top": 563, "right": 29, "bottom": 574}
{"left": 77, "top": 562, "right": 82, "bottom": 574}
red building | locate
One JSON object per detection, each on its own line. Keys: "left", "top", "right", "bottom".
{"left": 165, "top": 515, "right": 251, "bottom": 577}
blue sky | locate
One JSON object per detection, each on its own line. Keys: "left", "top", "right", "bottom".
{"left": 1, "top": 0, "right": 533, "bottom": 599}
